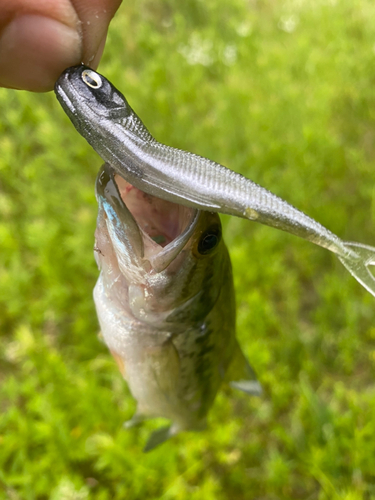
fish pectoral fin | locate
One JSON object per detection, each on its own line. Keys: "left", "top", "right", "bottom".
{"left": 110, "top": 350, "right": 126, "bottom": 377}
{"left": 225, "top": 341, "right": 262, "bottom": 396}
{"left": 143, "top": 425, "right": 177, "bottom": 452}
{"left": 229, "top": 380, "right": 262, "bottom": 396}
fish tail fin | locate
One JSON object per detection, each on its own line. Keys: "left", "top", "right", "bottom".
{"left": 143, "top": 425, "right": 178, "bottom": 453}
{"left": 338, "top": 241, "right": 375, "bottom": 298}
{"left": 226, "top": 341, "right": 262, "bottom": 396}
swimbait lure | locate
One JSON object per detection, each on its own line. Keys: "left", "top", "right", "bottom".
{"left": 55, "top": 65, "right": 375, "bottom": 450}
{"left": 55, "top": 65, "right": 375, "bottom": 297}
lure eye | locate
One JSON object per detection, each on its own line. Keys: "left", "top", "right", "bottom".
{"left": 198, "top": 227, "right": 222, "bottom": 255}
{"left": 82, "top": 69, "right": 102, "bottom": 89}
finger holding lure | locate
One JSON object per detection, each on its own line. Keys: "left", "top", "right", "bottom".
{"left": 55, "top": 65, "right": 375, "bottom": 297}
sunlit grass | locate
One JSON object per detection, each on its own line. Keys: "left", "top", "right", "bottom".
{"left": 1, "top": 1, "right": 375, "bottom": 498}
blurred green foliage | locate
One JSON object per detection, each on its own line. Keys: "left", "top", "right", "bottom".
{"left": 1, "top": 0, "right": 375, "bottom": 498}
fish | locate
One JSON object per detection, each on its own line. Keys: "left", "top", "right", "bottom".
{"left": 54, "top": 65, "right": 375, "bottom": 449}
{"left": 92, "top": 162, "right": 260, "bottom": 451}
{"left": 55, "top": 65, "right": 375, "bottom": 298}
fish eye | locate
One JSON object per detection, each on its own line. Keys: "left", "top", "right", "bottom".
{"left": 198, "top": 227, "right": 222, "bottom": 255}
{"left": 82, "top": 69, "right": 102, "bottom": 89}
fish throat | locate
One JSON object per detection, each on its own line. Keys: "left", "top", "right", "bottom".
{"left": 114, "top": 174, "right": 195, "bottom": 249}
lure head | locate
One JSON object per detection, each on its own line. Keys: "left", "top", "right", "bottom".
{"left": 55, "top": 65, "right": 153, "bottom": 174}
{"left": 55, "top": 65, "right": 131, "bottom": 119}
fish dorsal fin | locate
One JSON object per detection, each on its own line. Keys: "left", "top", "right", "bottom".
{"left": 225, "top": 341, "right": 262, "bottom": 396}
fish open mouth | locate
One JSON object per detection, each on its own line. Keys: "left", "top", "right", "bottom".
{"left": 114, "top": 174, "right": 195, "bottom": 248}
{"left": 96, "top": 163, "right": 199, "bottom": 271}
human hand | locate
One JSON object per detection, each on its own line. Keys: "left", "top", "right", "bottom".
{"left": 0, "top": 0, "right": 122, "bottom": 92}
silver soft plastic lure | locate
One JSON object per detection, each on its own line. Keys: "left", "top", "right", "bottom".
{"left": 55, "top": 65, "right": 375, "bottom": 297}
{"left": 55, "top": 65, "right": 375, "bottom": 450}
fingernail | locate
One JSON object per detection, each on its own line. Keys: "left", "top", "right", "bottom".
{"left": 86, "top": 32, "right": 108, "bottom": 70}
{"left": 0, "top": 15, "right": 82, "bottom": 92}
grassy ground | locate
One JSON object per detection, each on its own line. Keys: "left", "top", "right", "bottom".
{"left": 1, "top": 0, "right": 375, "bottom": 498}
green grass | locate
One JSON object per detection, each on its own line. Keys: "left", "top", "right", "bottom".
{"left": 1, "top": 0, "right": 375, "bottom": 498}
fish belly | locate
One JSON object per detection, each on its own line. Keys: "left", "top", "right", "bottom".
{"left": 93, "top": 273, "right": 237, "bottom": 431}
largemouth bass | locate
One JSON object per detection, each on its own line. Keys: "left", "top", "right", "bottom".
{"left": 55, "top": 65, "right": 375, "bottom": 297}
{"left": 93, "top": 162, "right": 260, "bottom": 451}
{"left": 55, "top": 65, "right": 375, "bottom": 449}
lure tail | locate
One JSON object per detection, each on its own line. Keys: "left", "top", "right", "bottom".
{"left": 338, "top": 242, "right": 375, "bottom": 297}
